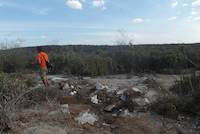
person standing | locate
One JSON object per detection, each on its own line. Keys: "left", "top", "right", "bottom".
{"left": 35, "top": 46, "right": 49, "bottom": 87}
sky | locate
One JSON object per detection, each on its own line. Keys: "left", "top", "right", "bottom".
{"left": 0, "top": 0, "right": 200, "bottom": 46}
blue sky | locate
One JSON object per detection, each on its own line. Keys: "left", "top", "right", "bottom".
{"left": 0, "top": 0, "right": 200, "bottom": 46}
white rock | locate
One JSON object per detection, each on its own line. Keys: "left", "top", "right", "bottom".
{"left": 75, "top": 111, "right": 98, "bottom": 125}
{"left": 95, "top": 82, "right": 116, "bottom": 92}
{"left": 91, "top": 95, "right": 98, "bottom": 104}
{"left": 117, "top": 88, "right": 128, "bottom": 95}
{"left": 96, "top": 82, "right": 105, "bottom": 90}
{"left": 104, "top": 104, "right": 116, "bottom": 112}
{"left": 105, "top": 86, "right": 117, "bottom": 92}
{"left": 102, "top": 123, "right": 110, "bottom": 127}
{"left": 140, "top": 77, "right": 148, "bottom": 82}
{"left": 144, "top": 98, "right": 150, "bottom": 103}
{"left": 71, "top": 85, "right": 75, "bottom": 89}
{"left": 133, "top": 98, "right": 150, "bottom": 106}
{"left": 70, "top": 90, "right": 77, "bottom": 96}
{"left": 50, "top": 76, "right": 69, "bottom": 82}
{"left": 63, "top": 83, "right": 70, "bottom": 89}
{"left": 145, "top": 90, "right": 158, "bottom": 103}
{"left": 122, "top": 109, "right": 133, "bottom": 117}
{"left": 132, "top": 87, "right": 142, "bottom": 93}
{"left": 83, "top": 77, "right": 91, "bottom": 80}
{"left": 135, "top": 85, "right": 148, "bottom": 92}
{"left": 60, "top": 104, "right": 70, "bottom": 114}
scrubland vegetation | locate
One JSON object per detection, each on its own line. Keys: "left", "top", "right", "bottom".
{"left": 0, "top": 44, "right": 200, "bottom": 133}
{"left": 0, "top": 44, "right": 200, "bottom": 75}
{"left": 151, "top": 73, "right": 200, "bottom": 118}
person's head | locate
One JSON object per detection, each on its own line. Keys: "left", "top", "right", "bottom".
{"left": 36, "top": 46, "right": 43, "bottom": 53}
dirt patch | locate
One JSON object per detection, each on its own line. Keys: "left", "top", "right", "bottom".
{"left": 5, "top": 74, "right": 198, "bottom": 134}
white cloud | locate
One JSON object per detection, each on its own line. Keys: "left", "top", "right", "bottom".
{"left": 188, "top": 7, "right": 200, "bottom": 22}
{"left": 188, "top": 15, "right": 200, "bottom": 22}
{"left": 40, "top": 35, "right": 47, "bottom": 39}
{"left": 193, "top": 16, "right": 200, "bottom": 21}
{"left": 190, "top": 0, "right": 200, "bottom": 21}
{"left": 192, "top": 10, "right": 198, "bottom": 16}
{"left": 92, "top": 0, "right": 105, "bottom": 9}
{"left": 182, "top": 3, "right": 189, "bottom": 7}
{"left": 168, "top": 16, "right": 177, "bottom": 21}
{"left": 131, "top": 18, "right": 145, "bottom": 24}
{"left": 93, "top": 0, "right": 104, "bottom": 7}
{"left": 192, "top": 7, "right": 200, "bottom": 16}
{"left": 171, "top": 1, "right": 178, "bottom": 8}
{"left": 31, "top": 8, "right": 50, "bottom": 15}
{"left": 192, "top": 0, "right": 200, "bottom": 7}
{"left": 66, "top": 0, "right": 82, "bottom": 9}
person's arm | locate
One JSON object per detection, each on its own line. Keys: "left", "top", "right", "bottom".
{"left": 32, "top": 55, "right": 40, "bottom": 65}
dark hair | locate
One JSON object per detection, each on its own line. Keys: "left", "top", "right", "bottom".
{"left": 36, "top": 46, "right": 43, "bottom": 52}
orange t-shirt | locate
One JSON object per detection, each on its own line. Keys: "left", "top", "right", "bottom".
{"left": 36, "top": 52, "right": 49, "bottom": 69}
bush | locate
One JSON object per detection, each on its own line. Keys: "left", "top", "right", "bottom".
{"left": 0, "top": 73, "right": 26, "bottom": 106}
{"left": 25, "top": 77, "right": 37, "bottom": 87}
{"left": 0, "top": 44, "right": 200, "bottom": 76}
{"left": 0, "top": 73, "right": 26, "bottom": 132}
{"left": 152, "top": 73, "right": 200, "bottom": 118}
{"left": 24, "top": 87, "right": 60, "bottom": 106}
{"left": 150, "top": 96, "right": 178, "bottom": 118}
{"left": 170, "top": 73, "right": 200, "bottom": 116}
{"left": 0, "top": 73, "right": 61, "bottom": 132}
{"left": 170, "top": 74, "right": 200, "bottom": 96}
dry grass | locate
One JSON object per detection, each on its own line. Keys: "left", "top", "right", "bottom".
{"left": 0, "top": 73, "right": 62, "bottom": 133}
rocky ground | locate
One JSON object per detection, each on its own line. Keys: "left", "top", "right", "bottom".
{"left": 3, "top": 74, "right": 200, "bottom": 134}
